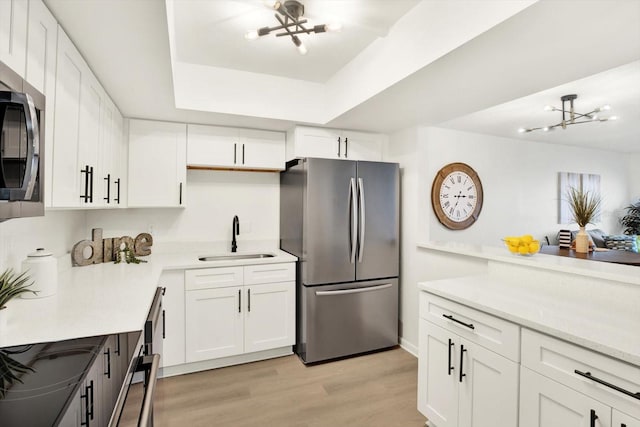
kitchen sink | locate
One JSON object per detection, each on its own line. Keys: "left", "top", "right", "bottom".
{"left": 198, "top": 253, "right": 276, "bottom": 262}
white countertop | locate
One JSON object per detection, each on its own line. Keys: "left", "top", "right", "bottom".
{"left": 418, "top": 241, "right": 640, "bottom": 286}
{"left": 418, "top": 276, "right": 640, "bottom": 366}
{"left": 0, "top": 243, "right": 297, "bottom": 348}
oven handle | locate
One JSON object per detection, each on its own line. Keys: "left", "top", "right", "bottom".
{"left": 137, "top": 353, "right": 160, "bottom": 427}
{"left": 315, "top": 283, "right": 392, "bottom": 296}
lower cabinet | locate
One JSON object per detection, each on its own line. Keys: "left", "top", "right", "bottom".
{"left": 185, "top": 263, "right": 295, "bottom": 364}
{"left": 418, "top": 320, "right": 518, "bottom": 427}
{"left": 520, "top": 366, "right": 612, "bottom": 427}
{"left": 159, "top": 270, "right": 185, "bottom": 368}
{"left": 613, "top": 410, "right": 640, "bottom": 427}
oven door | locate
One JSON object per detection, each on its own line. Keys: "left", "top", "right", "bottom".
{"left": 0, "top": 90, "right": 39, "bottom": 201}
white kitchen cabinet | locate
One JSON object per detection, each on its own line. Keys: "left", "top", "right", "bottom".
{"left": 520, "top": 328, "right": 640, "bottom": 426}
{"left": 51, "top": 27, "right": 86, "bottom": 207}
{"left": 159, "top": 270, "right": 186, "bottom": 368}
{"left": 127, "top": 119, "right": 187, "bottom": 207}
{"left": 186, "top": 285, "right": 245, "bottom": 362}
{"left": 25, "top": 0, "right": 57, "bottom": 207}
{"left": 417, "top": 292, "right": 519, "bottom": 427}
{"left": 0, "top": 0, "right": 28, "bottom": 77}
{"left": 98, "top": 98, "right": 126, "bottom": 207}
{"left": 520, "top": 366, "right": 612, "bottom": 427}
{"left": 613, "top": 410, "right": 640, "bottom": 427}
{"left": 186, "top": 124, "right": 285, "bottom": 171}
{"left": 286, "top": 126, "right": 384, "bottom": 161}
{"left": 77, "top": 71, "right": 104, "bottom": 206}
{"left": 185, "top": 263, "right": 295, "bottom": 364}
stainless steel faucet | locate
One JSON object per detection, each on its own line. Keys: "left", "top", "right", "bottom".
{"left": 231, "top": 215, "right": 240, "bottom": 252}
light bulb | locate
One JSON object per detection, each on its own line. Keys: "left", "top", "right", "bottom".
{"left": 591, "top": 114, "right": 598, "bottom": 120}
{"left": 245, "top": 30, "right": 259, "bottom": 40}
{"left": 263, "top": 0, "right": 280, "bottom": 9}
{"left": 325, "top": 22, "right": 342, "bottom": 32}
{"left": 543, "top": 126, "right": 550, "bottom": 132}
{"left": 543, "top": 105, "right": 554, "bottom": 111}
{"left": 297, "top": 42, "right": 308, "bottom": 55}
{"left": 609, "top": 115, "right": 618, "bottom": 120}
{"left": 601, "top": 104, "right": 611, "bottom": 111}
{"left": 517, "top": 128, "right": 526, "bottom": 133}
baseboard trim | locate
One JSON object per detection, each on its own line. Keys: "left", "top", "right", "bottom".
{"left": 160, "top": 346, "right": 293, "bottom": 378}
{"left": 400, "top": 338, "right": 418, "bottom": 357}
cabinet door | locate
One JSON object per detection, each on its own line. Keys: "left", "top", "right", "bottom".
{"left": 520, "top": 366, "right": 612, "bottom": 427}
{"left": 458, "top": 338, "right": 519, "bottom": 427}
{"left": 244, "top": 281, "right": 295, "bottom": 353}
{"left": 342, "top": 130, "right": 383, "bottom": 161}
{"left": 613, "top": 410, "right": 640, "bottom": 427}
{"left": 128, "top": 119, "right": 187, "bottom": 207}
{"left": 293, "top": 126, "right": 341, "bottom": 159}
{"left": 100, "top": 335, "right": 116, "bottom": 426}
{"left": 78, "top": 72, "right": 104, "bottom": 206}
{"left": 0, "top": 0, "right": 28, "bottom": 77}
{"left": 99, "top": 99, "right": 116, "bottom": 206}
{"left": 417, "top": 320, "right": 458, "bottom": 427}
{"left": 160, "top": 270, "right": 185, "bottom": 368}
{"left": 51, "top": 28, "right": 85, "bottom": 207}
{"left": 185, "top": 286, "right": 244, "bottom": 362}
{"left": 26, "top": 0, "right": 57, "bottom": 208}
{"left": 187, "top": 124, "right": 238, "bottom": 168}
{"left": 241, "top": 129, "right": 285, "bottom": 170}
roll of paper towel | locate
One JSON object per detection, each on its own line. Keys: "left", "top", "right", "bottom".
{"left": 21, "top": 248, "right": 58, "bottom": 298}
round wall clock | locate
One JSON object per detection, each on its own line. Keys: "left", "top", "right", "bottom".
{"left": 431, "top": 162, "right": 483, "bottom": 230}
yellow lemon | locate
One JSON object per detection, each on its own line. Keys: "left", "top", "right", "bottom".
{"left": 518, "top": 245, "right": 529, "bottom": 255}
{"left": 529, "top": 241, "right": 540, "bottom": 254}
{"left": 508, "top": 244, "right": 519, "bottom": 253}
{"left": 520, "top": 235, "right": 533, "bottom": 244}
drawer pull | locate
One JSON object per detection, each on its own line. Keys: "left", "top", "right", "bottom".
{"left": 590, "top": 409, "right": 598, "bottom": 427}
{"left": 459, "top": 345, "right": 467, "bottom": 383}
{"left": 447, "top": 338, "right": 454, "bottom": 375}
{"left": 574, "top": 370, "right": 640, "bottom": 400}
{"left": 443, "top": 314, "right": 475, "bottom": 330}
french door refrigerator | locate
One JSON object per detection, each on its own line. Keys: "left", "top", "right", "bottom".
{"left": 280, "top": 157, "right": 399, "bottom": 364}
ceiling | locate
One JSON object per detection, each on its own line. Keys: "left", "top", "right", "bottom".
{"left": 172, "top": 0, "right": 420, "bottom": 82}
{"left": 43, "top": 0, "right": 640, "bottom": 153}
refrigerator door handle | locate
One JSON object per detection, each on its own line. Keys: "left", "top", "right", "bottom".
{"left": 349, "top": 177, "right": 358, "bottom": 264}
{"left": 315, "top": 283, "right": 393, "bottom": 296}
{"left": 357, "top": 177, "right": 365, "bottom": 262}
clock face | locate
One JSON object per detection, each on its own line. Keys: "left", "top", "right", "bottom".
{"left": 431, "top": 163, "right": 483, "bottom": 230}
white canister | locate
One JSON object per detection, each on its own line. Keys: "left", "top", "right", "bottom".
{"left": 21, "top": 248, "right": 58, "bottom": 298}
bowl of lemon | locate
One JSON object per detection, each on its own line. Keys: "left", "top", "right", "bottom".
{"left": 503, "top": 235, "right": 540, "bottom": 256}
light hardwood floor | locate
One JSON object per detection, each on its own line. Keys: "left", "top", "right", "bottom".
{"left": 122, "top": 347, "right": 426, "bottom": 427}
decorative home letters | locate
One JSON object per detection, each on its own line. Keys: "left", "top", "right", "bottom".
{"left": 72, "top": 228, "right": 153, "bottom": 266}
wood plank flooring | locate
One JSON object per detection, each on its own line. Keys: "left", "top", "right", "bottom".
{"left": 121, "top": 347, "right": 426, "bottom": 427}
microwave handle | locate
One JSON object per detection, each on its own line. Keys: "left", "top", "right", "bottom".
{"left": 137, "top": 354, "right": 160, "bottom": 427}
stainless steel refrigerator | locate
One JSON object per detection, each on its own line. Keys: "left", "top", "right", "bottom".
{"left": 280, "top": 157, "right": 399, "bottom": 364}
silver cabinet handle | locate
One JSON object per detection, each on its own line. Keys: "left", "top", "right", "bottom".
{"left": 316, "top": 283, "right": 392, "bottom": 296}
{"left": 357, "top": 177, "right": 365, "bottom": 262}
{"left": 138, "top": 354, "right": 160, "bottom": 427}
{"left": 349, "top": 177, "right": 357, "bottom": 264}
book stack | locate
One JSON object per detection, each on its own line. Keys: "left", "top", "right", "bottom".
{"left": 558, "top": 229, "right": 572, "bottom": 249}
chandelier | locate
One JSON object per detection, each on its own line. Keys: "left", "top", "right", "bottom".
{"left": 518, "top": 94, "right": 618, "bottom": 133}
{"left": 244, "top": 0, "right": 341, "bottom": 55}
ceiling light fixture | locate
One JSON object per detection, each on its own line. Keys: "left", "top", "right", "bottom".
{"left": 244, "top": 0, "right": 341, "bottom": 55}
{"left": 518, "top": 94, "right": 618, "bottom": 133}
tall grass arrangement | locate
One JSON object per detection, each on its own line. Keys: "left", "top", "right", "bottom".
{"left": 567, "top": 186, "right": 601, "bottom": 227}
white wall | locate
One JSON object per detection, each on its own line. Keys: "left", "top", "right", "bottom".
{"left": 385, "top": 126, "right": 633, "bottom": 352}
{"left": 0, "top": 211, "right": 86, "bottom": 272}
{"left": 86, "top": 170, "right": 280, "bottom": 246}
{"left": 628, "top": 153, "right": 640, "bottom": 202}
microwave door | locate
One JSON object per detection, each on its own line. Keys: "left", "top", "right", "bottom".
{"left": 0, "top": 91, "right": 39, "bottom": 201}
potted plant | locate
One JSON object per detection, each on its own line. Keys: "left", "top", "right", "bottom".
{"left": 620, "top": 200, "right": 640, "bottom": 235}
{"left": 0, "top": 269, "right": 34, "bottom": 328}
{"left": 567, "top": 186, "right": 601, "bottom": 253}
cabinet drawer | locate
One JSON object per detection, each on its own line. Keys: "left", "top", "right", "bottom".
{"left": 244, "top": 263, "right": 295, "bottom": 285}
{"left": 420, "top": 292, "right": 520, "bottom": 362}
{"left": 522, "top": 328, "right": 640, "bottom": 419}
{"left": 185, "top": 267, "right": 243, "bottom": 291}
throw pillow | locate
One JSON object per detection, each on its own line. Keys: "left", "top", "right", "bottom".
{"left": 603, "top": 235, "right": 639, "bottom": 253}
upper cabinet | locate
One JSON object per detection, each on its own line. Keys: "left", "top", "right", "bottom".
{"left": 50, "top": 27, "right": 125, "bottom": 209}
{"left": 128, "top": 119, "right": 186, "bottom": 208}
{"left": 187, "top": 124, "right": 285, "bottom": 171}
{"left": 26, "top": 0, "right": 58, "bottom": 208}
{"left": 0, "top": 0, "right": 28, "bottom": 77}
{"left": 286, "top": 126, "right": 385, "bottom": 162}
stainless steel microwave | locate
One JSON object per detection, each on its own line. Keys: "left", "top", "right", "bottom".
{"left": 0, "top": 60, "right": 44, "bottom": 221}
